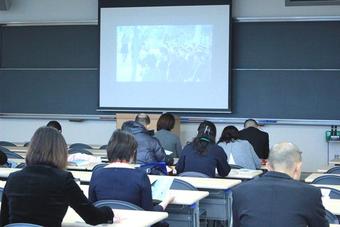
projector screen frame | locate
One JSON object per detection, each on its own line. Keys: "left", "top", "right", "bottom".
{"left": 98, "top": 0, "right": 232, "bottom": 114}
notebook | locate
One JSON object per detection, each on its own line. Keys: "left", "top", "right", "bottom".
{"left": 151, "top": 177, "right": 174, "bottom": 203}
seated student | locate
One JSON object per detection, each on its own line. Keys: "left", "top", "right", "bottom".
{"left": 122, "top": 113, "right": 166, "bottom": 164}
{"left": 217, "top": 126, "right": 261, "bottom": 169}
{"left": 232, "top": 142, "right": 328, "bottom": 227}
{"left": 47, "top": 120, "right": 62, "bottom": 133}
{"left": 0, "top": 127, "right": 114, "bottom": 226}
{"left": 89, "top": 129, "right": 173, "bottom": 211}
{"left": 154, "top": 113, "right": 182, "bottom": 158}
{"left": 176, "top": 121, "right": 231, "bottom": 177}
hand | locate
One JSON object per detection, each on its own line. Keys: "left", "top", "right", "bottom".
{"left": 159, "top": 194, "right": 175, "bottom": 210}
{"left": 113, "top": 215, "right": 121, "bottom": 223}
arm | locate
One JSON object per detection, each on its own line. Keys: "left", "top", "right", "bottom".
{"left": 263, "top": 133, "right": 270, "bottom": 159}
{"left": 0, "top": 191, "right": 9, "bottom": 226}
{"left": 306, "top": 190, "right": 328, "bottom": 227}
{"left": 65, "top": 173, "right": 114, "bottom": 225}
{"left": 175, "top": 136, "right": 182, "bottom": 158}
{"left": 88, "top": 174, "right": 97, "bottom": 203}
{"left": 249, "top": 142, "right": 261, "bottom": 169}
{"left": 216, "top": 146, "right": 231, "bottom": 177}
{"left": 175, "top": 148, "right": 186, "bottom": 174}
{"left": 153, "top": 139, "right": 166, "bottom": 162}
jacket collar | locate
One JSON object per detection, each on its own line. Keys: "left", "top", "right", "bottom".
{"left": 263, "top": 171, "right": 293, "bottom": 180}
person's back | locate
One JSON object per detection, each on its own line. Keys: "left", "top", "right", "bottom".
{"left": 90, "top": 165, "right": 157, "bottom": 211}
{"left": 176, "top": 121, "right": 230, "bottom": 177}
{"left": 177, "top": 143, "right": 229, "bottom": 177}
{"left": 154, "top": 129, "right": 181, "bottom": 157}
{"left": 239, "top": 119, "right": 269, "bottom": 159}
{"left": 218, "top": 139, "right": 260, "bottom": 169}
{"left": 122, "top": 120, "right": 165, "bottom": 163}
{"left": 0, "top": 127, "right": 113, "bottom": 227}
{"left": 232, "top": 142, "right": 328, "bottom": 227}
{"left": 154, "top": 113, "right": 182, "bottom": 158}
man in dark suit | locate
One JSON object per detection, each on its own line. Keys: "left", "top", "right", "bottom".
{"left": 239, "top": 119, "right": 269, "bottom": 159}
{"left": 232, "top": 142, "right": 328, "bottom": 227}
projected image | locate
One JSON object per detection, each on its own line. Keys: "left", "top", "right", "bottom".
{"left": 116, "top": 25, "right": 213, "bottom": 82}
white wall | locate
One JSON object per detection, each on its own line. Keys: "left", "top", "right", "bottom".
{"left": 0, "top": 118, "right": 336, "bottom": 172}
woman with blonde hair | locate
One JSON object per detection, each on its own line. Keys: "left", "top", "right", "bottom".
{"left": 0, "top": 127, "right": 114, "bottom": 226}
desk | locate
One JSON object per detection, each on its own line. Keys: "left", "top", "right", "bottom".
{"left": 304, "top": 173, "right": 340, "bottom": 183}
{"left": 317, "top": 165, "right": 336, "bottom": 173}
{"left": 322, "top": 198, "right": 340, "bottom": 215}
{"left": 226, "top": 169, "right": 263, "bottom": 180}
{"left": 79, "top": 185, "right": 208, "bottom": 227}
{"left": 63, "top": 208, "right": 168, "bottom": 227}
{"left": 330, "top": 158, "right": 340, "bottom": 165}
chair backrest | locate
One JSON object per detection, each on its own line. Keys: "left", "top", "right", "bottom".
{"left": 92, "top": 163, "right": 108, "bottom": 172}
{"left": 4, "top": 223, "right": 43, "bottom": 227}
{"left": 68, "top": 148, "right": 93, "bottom": 155}
{"left": 170, "top": 178, "right": 197, "bottom": 191}
{"left": 0, "top": 141, "right": 17, "bottom": 147}
{"left": 0, "top": 146, "right": 24, "bottom": 159}
{"left": 325, "top": 209, "right": 339, "bottom": 224}
{"left": 138, "top": 162, "right": 168, "bottom": 175}
{"left": 178, "top": 171, "right": 209, "bottom": 178}
{"left": 99, "top": 144, "right": 107, "bottom": 149}
{"left": 69, "top": 143, "right": 93, "bottom": 149}
{"left": 311, "top": 175, "right": 340, "bottom": 185}
{"left": 93, "top": 200, "right": 143, "bottom": 210}
{"left": 229, "top": 164, "right": 243, "bottom": 169}
{"left": 319, "top": 186, "right": 340, "bottom": 199}
{"left": 327, "top": 166, "right": 340, "bottom": 174}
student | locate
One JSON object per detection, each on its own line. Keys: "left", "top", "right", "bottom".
{"left": 176, "top": 121, "right": 231, "bottom": 177}
{"left": 89, "top": 129, "right": 173, "bottom": 211}
{"left": 122, "top": 113, "right": 166, "bottom": 164}
{"left": 47, "top": 120, "right": 62, "bottom": 133}
{"left": 218, "top": 126, "right": 261, "bottom": 169}
{"left": 232, "top": 142, "right": 328, "bottom": 227}
{"left": 154, "top": 113, "right": 182, "bottom": 158}
{"left": 239, "top": 119, "right": 269, "bottom": 159}
{"left": 0, "top": 127, "right": 114, "bottom": 226}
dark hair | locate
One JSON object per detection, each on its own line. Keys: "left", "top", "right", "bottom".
{"left": 26, "top": 127, "right": 68, "bottom": 169}
{"left": 135, "top": 113, "right": 150, "bottom": 126}
{"left": 193, "top": 121, "right": 216, "bottom": 154}
{"left": 157, "top": 113, "right": 175, "bottom": 131}
{"left": 218, "top": 126, "right": 239, "bottom": 144}
{"left": 47, "top": 120, "right": 62, "bottom": 132}
{"left": 107, "top": 129, "right": 138, "bottom": 162}
{"left": 0, "top": 151, "right": 8, "bottom": 165}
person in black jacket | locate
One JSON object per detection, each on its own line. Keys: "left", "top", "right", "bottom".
{"left": 122, "top": 113, "right": 166, "bottom": 164}
{"left": 232, "top": 142, "right": 328, "bottom": 227}
{"left": 0, "top": 127, "right": 114, "bottom": 227}
{"left": 239, "top": 119, "right": 270, "bottom": 159}
{"left": 176, "top": 120, "right": 230, "bottom": 177}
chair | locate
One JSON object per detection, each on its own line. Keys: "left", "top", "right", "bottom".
{"left": 16, "top": 163, "right": 26, "bottom": 169}
{"left": 68, "top": 148, "right": 93, "bottom": 155}
{"left": 325, "top": 209, "right": 339, "bottom": 224}
{"left": 23, "top": 142, "right": 30, "bottom": 147}
{"left": 4, "top": 224, "right": 43, "bottom": 227}
{"left": 69, "top": 143, "right": 93, "bottom": 149}
{"left": 311, "top": 175, "right": 340, "bottom": 185}
{"left": 94, "top": 200, "right": 143, "bottom": 210}
{"left": 0, "top": 146, "right": 24, "bottom": 159}
{"left": 0, "top": 141, "right": 17, "bottom": 147}
{"left": 170, "top": 178, "right": 197, "bottom": 191}
{"left": 92, "top": 163, "right": 108, "bottom": 172}
{"left": 99, "top": 145, "right": 107, "bottom": 149}
{"left": 229, "top": 164, "right": 243, "bottom": 169}
{"left": 318, "top": 186, "right": 340, "bottom": 199}
{"left": 327, "top": 166, "right": 340, "bottom": 174}
{"left": 178, "top": 171, "right": 209, "bottom": 178}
